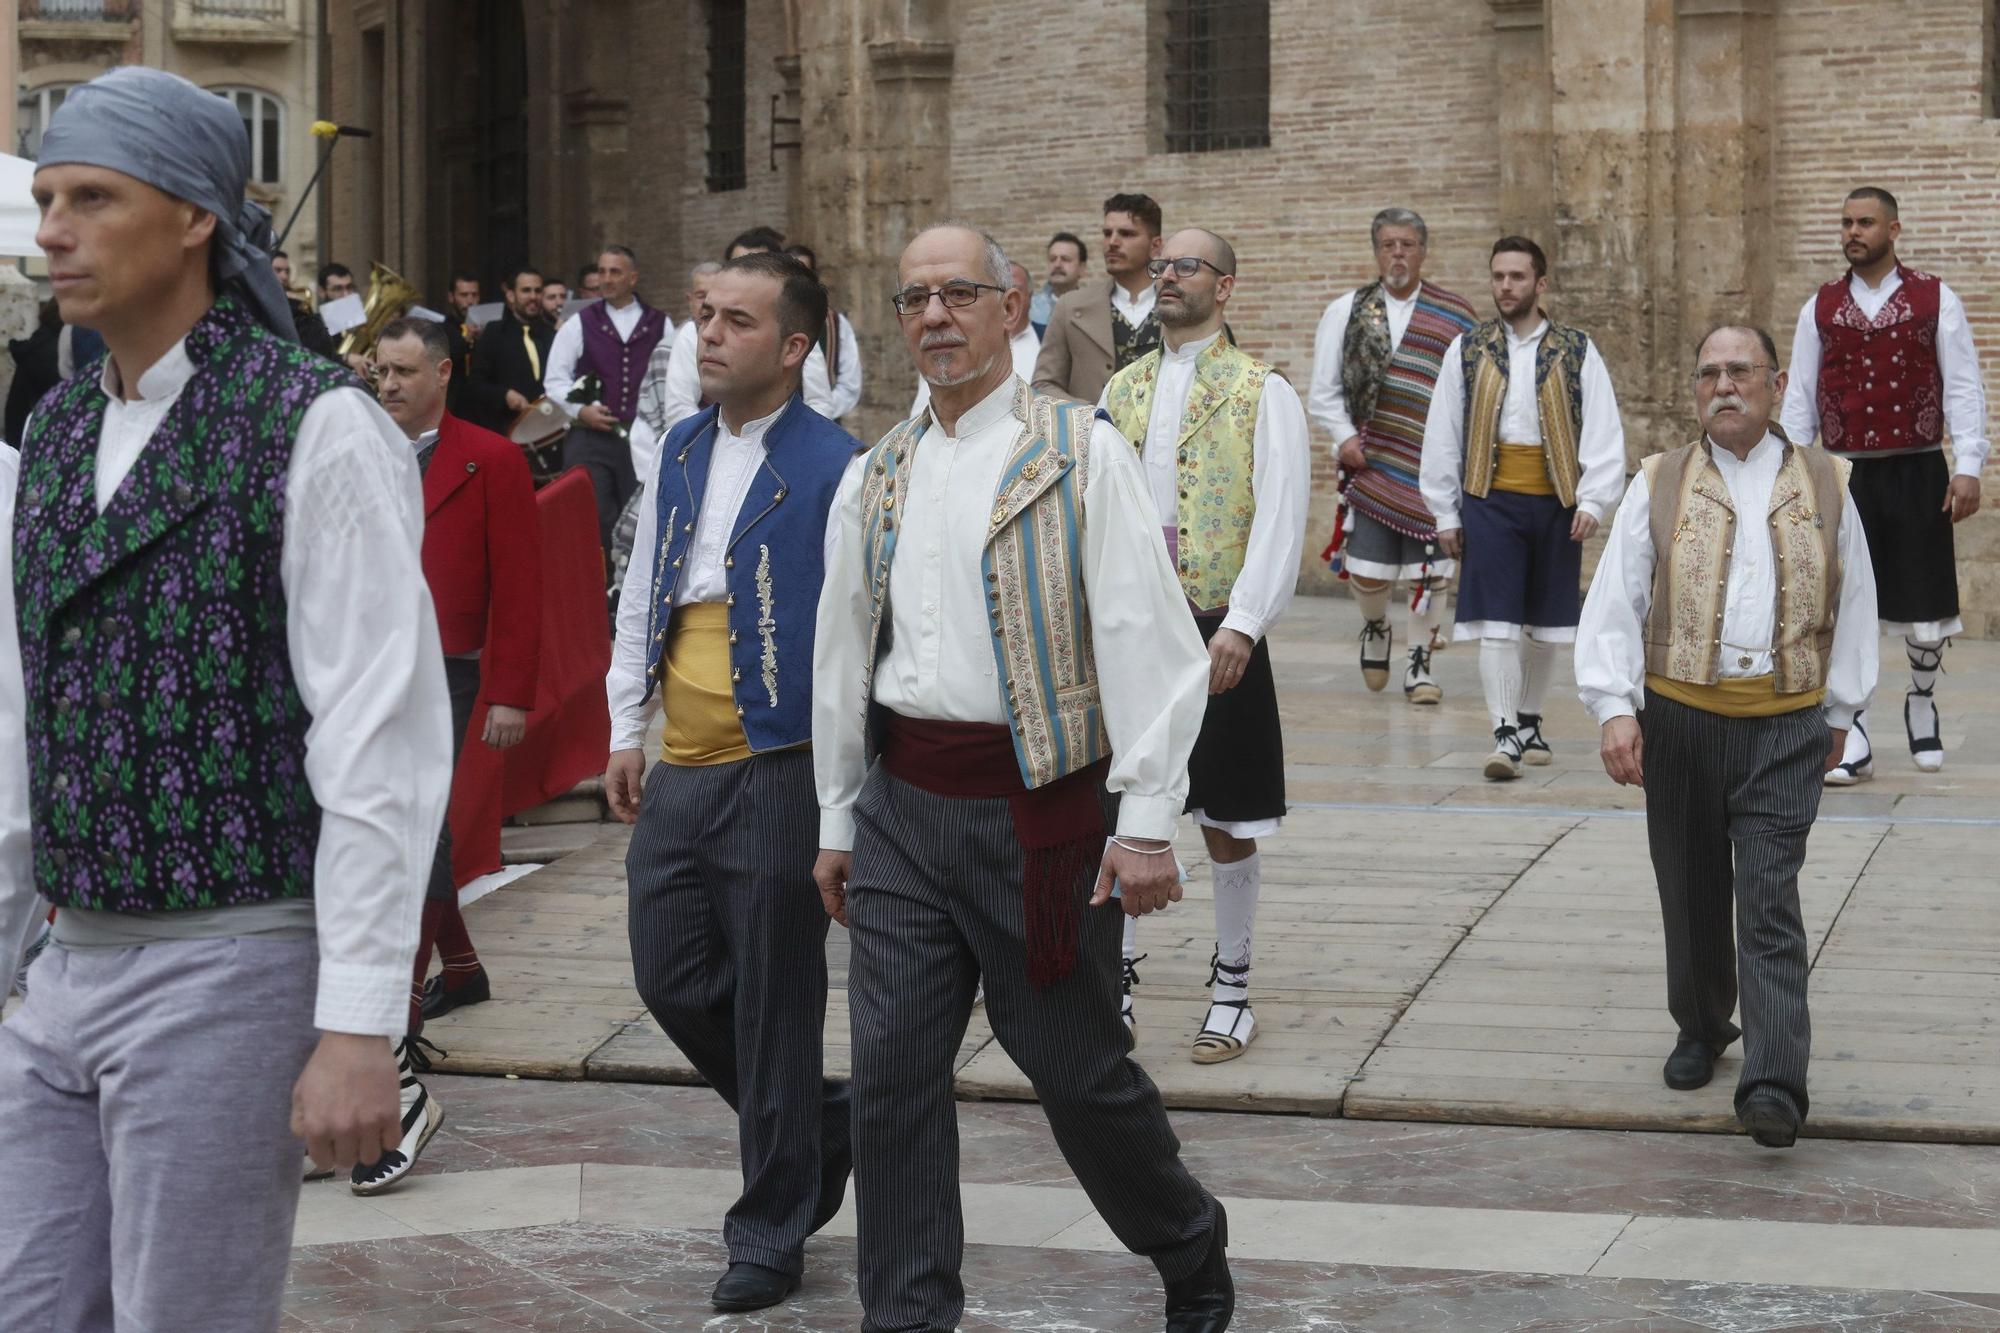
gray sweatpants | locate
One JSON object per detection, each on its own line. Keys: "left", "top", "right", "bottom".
{"left": 0, "top": 935, "right": 320, "bottom": 1331}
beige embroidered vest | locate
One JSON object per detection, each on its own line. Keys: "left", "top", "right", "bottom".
{"left": 1640, "top": 438, "right": 1849, "bottom": 693}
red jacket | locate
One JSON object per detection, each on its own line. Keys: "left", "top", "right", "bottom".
{"left": 423, "top": 411, "right": 542, "bottom": 708}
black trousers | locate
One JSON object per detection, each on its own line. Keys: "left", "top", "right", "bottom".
{"left": 562, "top": 425, "right": 637, "bottom": 579}
{"left": 625, "top": 750, "right": 850, "bottom": 1277}
{"left": 1642, "top": 691, "right": 1826, "bottom": 1118}
{"left": 424, "top": 655, "right": 483, "bottom": 903}
{"left": 847, "top": 763, "right": 1216, "bottom": 1333}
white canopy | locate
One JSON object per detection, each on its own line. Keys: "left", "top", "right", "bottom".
{"left": 0, "top": 154, "right": 43, "bottom": 257}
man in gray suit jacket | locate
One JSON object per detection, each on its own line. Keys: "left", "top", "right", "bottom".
{"left": 1032, "top": 192, "right": 1164, "bottom": 402}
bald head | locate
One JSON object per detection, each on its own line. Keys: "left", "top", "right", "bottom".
{"left": 1165, "top": 227, "right": 1236, "bottom": 277}
{"left": 1155, "top": 227, "right": 1237, "bottom": 335}
{"left": 896, "top": 221, "right": 1023, "bottom": 408}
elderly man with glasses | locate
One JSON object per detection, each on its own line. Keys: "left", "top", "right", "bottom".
{"left": 1097, "top": 228, "right": 1308, "bottom": 1066}
{"left": 1575, "top": 324, "right": 1878, "bottom": 1150}
{"left": 813, "top": 221, "right": 1236, "bottom": 1333}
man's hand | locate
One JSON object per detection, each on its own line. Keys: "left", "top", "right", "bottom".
{"left": 1336, "top": 435, "right": 1367, "bottom": 472}
{"left": 1207, "top": 628, "right": 1254, "bottom": 695}
{"left": 1090, "top": 839, "right": 1183, "bottom": 918}
{"left": 1437, "top": 527, "right": 1464, "bottom": 560}
{"left": 1945, "top": 474, "right": 1981, "bottom": 524}
{"left": 605, "top": 748, "right": 646, "bottom": 824}
{"left": 505, "top": 389, "right": 530, "bottom": 414}
{"left": 482, "top": 704, "right": 528, "bottom": 750}
{"left": 1826, "top": 727, "right": 1848, "bottom": 774}
{"left": 579, "top": 402, "right": 617, "bottom": 433}
{"left": 1570, "top": 510, "right": 1600, "bottom": 543}
{"left": 814, "top": 850, "right": 852, "bottom": 927}
{"left": 292, "top": 1033, "right": 400, "bottom": 1174}
{"left": 1599, "top": 715, "right": 1644, "bottom": 787}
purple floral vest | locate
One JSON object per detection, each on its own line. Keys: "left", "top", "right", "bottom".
{"left": 12, "top": 297, "right": 355, "bottom": 911}
{"left": 578, "top": 299, "right": 668, "bottom": 423}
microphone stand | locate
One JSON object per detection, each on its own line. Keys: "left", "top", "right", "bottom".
{"left": 276, "top": 124, "right": 369, "bottom": 252}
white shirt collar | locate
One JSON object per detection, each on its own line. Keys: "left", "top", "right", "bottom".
{"left": 1382, "top": 285, "right": 1420, "bottom": 309}
{"left": 1010, "top": 326, "right": 1039, "bottom": 350}
{"left": 1162, "top": 330, "right": 1222, "bottom": 365}
{"left": 1505, "top": 318, "right": 1550, "bottom": 349}
{"left": 719, "top": 400, "right": 787, "bottom": 444}
{"left": 929, "top": 375, "right": 1019, "bottom": 438}
{"left": 1852, "top": 267, "right": 1902, "bottom": 295}
{"left": 1704, "top": 429, "right": 1781, "bottom": 471}
{"left": 100, "top": 339, "right": 196, "bottom": 404}
{"left": 410, "top": 426, "right": 440, "bottom": 450}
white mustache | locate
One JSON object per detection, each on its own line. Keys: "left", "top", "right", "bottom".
{"left": 920, "top": 332, "right": 966, "bottom": 350}
{"left": 1705, "top": 393, "right": 1748, "bottom": 419}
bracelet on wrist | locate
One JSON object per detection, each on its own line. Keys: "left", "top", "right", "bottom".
{"left": 1108, "top": 835, "right": 1173, "bottom": 856}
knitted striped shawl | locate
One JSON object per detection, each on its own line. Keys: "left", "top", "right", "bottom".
{"left": 1344, "top": 283, "right": 1477, "bottom": 540}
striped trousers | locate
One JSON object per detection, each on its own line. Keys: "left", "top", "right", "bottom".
{"left": 626, "top": 750, "right": 851, "bottom": 1278}
{"left": 1641, "top": 690, "right": 1825, "bottom": 1118}
{"left": 847, "top": 764, "right": 1217, "bottom": 1333}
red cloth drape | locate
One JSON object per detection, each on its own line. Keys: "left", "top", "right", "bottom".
{"left": 448, "top": 469, "right": 612, "bottom": 886}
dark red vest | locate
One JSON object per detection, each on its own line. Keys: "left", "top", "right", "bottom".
{"left": 578, "top": 298, "right": 668, "bottom": 424}
{"left": 1813, "top": 265, "right": 1944, "bottom": 454}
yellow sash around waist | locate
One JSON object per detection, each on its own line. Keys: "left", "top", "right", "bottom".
{"left": 1646, "top": 673, "right": 1825, "bottom": 719}
{"left": 1493, "top": 443, "right": 1555, "bottom": 496}
{"left": 661, "top": 602, "right": 753, "bottom": 766}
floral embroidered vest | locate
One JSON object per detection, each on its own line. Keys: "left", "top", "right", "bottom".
{"left": 579, "top": 299, "right": 669, "bottom": 423}
{"left": 857, "top": 383, "right": 1107, "bottom": 789}
{"left": 1459, "top": 318, "right": 1588, "bottom": 507}
{"left": 12, "top": 297, "right": 352, "bottom": 911}
{"left": 1640, "top": 437, "right": 1848, "bottom": 694}
{"left": 1101, "top": 338, "right": 1270, "bottom": 611}
{"left": 1812, "top": 265, "right": 1944, "bottom": 455}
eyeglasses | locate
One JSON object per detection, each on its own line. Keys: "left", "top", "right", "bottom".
{"left": 891, "top": 281, "right": 1006, "bottom": 316}
{"left": 1146, "top": 257, "right": 1230, "bottom": 280}
{"left": 1692, "top": 361, "right": 1774, "bottom": 387}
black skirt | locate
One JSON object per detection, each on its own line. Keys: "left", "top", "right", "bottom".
{"left": 1184, "top": 615, "right": 1288, "bottom": 824}
{"left": 1846, "top": 449, "right": 1959, "bottom": 625}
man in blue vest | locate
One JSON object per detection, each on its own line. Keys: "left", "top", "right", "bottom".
{"left": 604, "top": 250, "right": 858, "bottom": 1316}
{"left": 0, "top": 68, "right": 452, "bottom": 1330}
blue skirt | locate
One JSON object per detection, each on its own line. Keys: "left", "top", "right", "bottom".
{"left": 1454, "top": 489, "right": 1583, "bottom": 637}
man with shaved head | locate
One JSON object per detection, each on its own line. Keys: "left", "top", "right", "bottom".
{"left": 1100, "top": 227, "right": 1308, "bottom": 1067}
{"left": 1578, "top": 324, "right": 1877, "bottom": 1149}
{"left": 814, "top": 221, "right": 1235, "bottom": 1332}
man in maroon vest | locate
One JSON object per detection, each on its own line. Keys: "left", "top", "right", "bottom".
{"left": 1782, "top": 186, "right": 1989, "bottom": 783}
{"left": 543, "top": 244, "right": 672, "bottom": 575}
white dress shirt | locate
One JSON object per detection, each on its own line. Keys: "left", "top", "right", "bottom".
{"left": 542, "top": 297, "right": 671, "bottom": 422}
{"left": 911, "top": 325, "right": 1042, "bottom": 419}
{"left": 814, "top": 375, "right": 1209, "bottom": 851}
{"left": 607, "top": 402, "right": 839, "bottom": 754}
{"left": 1097, "top": 330, "right": 1311, "bottom": 642}
{"left": 1575, "top": 430, "right": 1878, "bottom": 730}
{"left": 1111, "top": 280, "right": 1158, "bottom": 329}
{"left": 1779, "top": 269, "right": 1991, "bottom": 478}
{"left": 1420, "top": 321, "right": 1628, "bottom": 532}
{"left": 1307, "top": 285, "right": 1419, "bottom": 445}
{"left": 827, "top": 312, "right": 865, "bottom": 420}
{"left": 0, "top": 343, "right": 453, "bottom": 1038}
{"left": 650, "top": 320, "right": 837, "bottom": 456}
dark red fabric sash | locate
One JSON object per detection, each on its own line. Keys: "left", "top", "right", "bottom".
{"left": 881, "top": 713, "right": 1108, "bottom": 987}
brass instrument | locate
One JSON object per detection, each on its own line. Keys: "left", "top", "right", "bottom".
{"left": 334, "top": 262, "right": 420, "bottom": 364}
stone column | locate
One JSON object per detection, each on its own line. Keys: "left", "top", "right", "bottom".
{"left": 1490, "top": 0, "right": 1552, "bottom": 238}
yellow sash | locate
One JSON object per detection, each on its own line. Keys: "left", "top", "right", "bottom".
{"left": 661, "top": 603, "right": 753, "bottom": 765}
{"left": 1646, "top": 673, "right": 1825, "bottom": 719}
{"left": 1493, "top": 443, "right": 1555, "bottom": 496}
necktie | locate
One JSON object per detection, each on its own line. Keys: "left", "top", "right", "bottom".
{"left": 522, "top": 322, "right": 541, "bottom": 381}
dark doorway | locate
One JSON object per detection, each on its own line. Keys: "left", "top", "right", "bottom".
{"left": 429, "top": 0, "right": 529, "bottom": 296}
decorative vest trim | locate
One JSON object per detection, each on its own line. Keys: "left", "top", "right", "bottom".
{"left": 858, "top": 383, "right": 1107, "bottom": 790}
{"left": 1341, "top": 282, "right": 1479, "bottom": 540}
{"left": 642, "top": 396, "right": 861, "bottom": 753}
{"left": 1101, "top": 338, "right": 1270, "bottom": 611}
{"left": 1640, "top": 436, "right": 1849, "bottom": 695}
{"left": 12, "top": 296, "right": 352, "bottom": 911}
{"left": 1460, "top": 318, "right": 1587, "bottom": 507}
{"left": 1813, "top": 265, "right": 1944, "bottom": 455}
{"left": 579, "top": 299, "right": 669, "bottom": 423}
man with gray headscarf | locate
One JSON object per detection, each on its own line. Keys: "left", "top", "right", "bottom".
{"left": 0, "top": 67, "right": 454, "bottom": 1328}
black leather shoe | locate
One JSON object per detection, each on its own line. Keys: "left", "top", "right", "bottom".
{"left": 1663, "top": 1039, "right": 1724, "bottom": 1091}
{"left": 1164, "top": 1202, "right": 1233, "bottom": 1332}
{"left": 710, "top": 1261, "right": 800, "bottom": 1313}
{"left": 1739, "top": 1094, "right": 1801, "bottom": 1149}
{"left": 420, "top": 968, "right": 491, "bottom": 1021}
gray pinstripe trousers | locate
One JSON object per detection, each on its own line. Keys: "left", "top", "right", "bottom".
{"left": 1642, "top": 690, "right": 1825, "bottom": 1118}
{"left": 847, "top": 763, "right": 1217, "bottom": 1333}
{"left": 626, "top": 750, "right": 851, "bottom": 1278}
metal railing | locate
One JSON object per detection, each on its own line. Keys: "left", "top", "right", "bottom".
{"left": 1162, "top": 0, "right": 1272, "bottom": 155}
{"left": 21, "top": 0, "right": 131, "bottom": 20}
{"left": 187, "top": 0, "right": 286, "bottom": 15}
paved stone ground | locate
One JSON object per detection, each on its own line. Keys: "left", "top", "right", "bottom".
{"left": 425, "top": 595, "right": 2000, "bottom": 1145}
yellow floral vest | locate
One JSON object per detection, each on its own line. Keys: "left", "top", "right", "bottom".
{"left": 1640, "top": 438, "right": 1849, "bottom": 694}
{"left": 1102, "top": 338, "right": 1270, "bottom": 612}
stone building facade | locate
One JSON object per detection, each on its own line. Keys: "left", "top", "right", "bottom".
{"left": 15, "top": 0, "right": 327, "bottom": 275}
{"left": 318, "top": 0, "right": 2000, "bottom": 630}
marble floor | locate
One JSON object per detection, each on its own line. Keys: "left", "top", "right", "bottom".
{"left": 284, "top": 1076, "right": 2000, "bottom": 1331}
